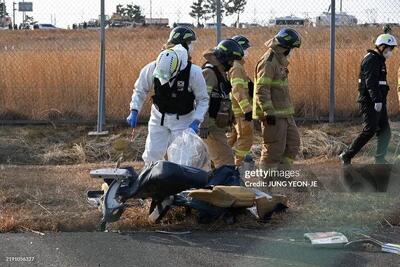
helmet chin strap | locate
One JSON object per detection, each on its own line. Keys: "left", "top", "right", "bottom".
{"left": 182, "top": 42, "right": 189, "bottom": 51}
{"left": 376, "top": 45, "right": 388, "bottom": 55}
{"left": 223, "top": 60, "right": 233, "bottom": 71}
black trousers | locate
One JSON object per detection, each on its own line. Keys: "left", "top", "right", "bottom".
{"left": 347, "top": 102, "right": 391, "bottom": 160}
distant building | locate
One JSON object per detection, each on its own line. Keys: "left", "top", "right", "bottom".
{"left": 315, "top": 12, "right": 357, "bottom": 26}
{"left": 145, "top": 18, "right": 169, "bottom": 27}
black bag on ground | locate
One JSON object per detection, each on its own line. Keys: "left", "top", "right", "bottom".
{"left": 131, "top": 161, "right": 209, "bottom": 201}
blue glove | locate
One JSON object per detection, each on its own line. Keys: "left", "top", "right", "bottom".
{"left": 189, "top": 120, "right": 200, "bottom": 133}
{"left": 126, "top": 110, "right": 138, "bottom": 128}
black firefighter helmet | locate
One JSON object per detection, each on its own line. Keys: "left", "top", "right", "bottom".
{"left": 214, "top": 39, "right": 244, "bottom": 70}
{"left": 275, "top": 28, "right": 302, "bottom": 49}
{"left": 232, "top": 35, "right": 251, "bottom": 50}
{"left": 168, "top": 26, "right": 197, "bottom": 50}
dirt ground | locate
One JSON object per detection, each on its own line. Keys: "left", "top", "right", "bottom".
{"left": 1, "top": 122, "right": 400, "bottom": 236}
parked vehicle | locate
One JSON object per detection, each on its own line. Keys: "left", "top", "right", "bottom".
{"left": 107, "top": 21, "right": 134, "bottom": 28}
{"left": 205, "top": 23, "right": 227, "bottom": 29}
{"left": 174, "top": 22, "right": 195, "bottom": 28}
{"left": 33, "top": 23, "right": 58, "bottom": 30}
{"left": 269, "top": 16, "right": 305, "bottom": 26}
{"left": 237, "top": 22, "right": 262, "bottom": 28}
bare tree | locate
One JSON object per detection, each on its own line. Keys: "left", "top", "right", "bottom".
{"left": 204, "top": 0, "right": 225, "bottom": 23}
{"left": 225, "top": 0, "right": 247, "bottom": 28}
{"left": 115, "top": 4, "right": 145, "bottom": 23}
{"left": 0, "top": 2, "right": 8, "bottom": 18}
{"left": 190, "top": 0, "right": 207, "bottom": 27}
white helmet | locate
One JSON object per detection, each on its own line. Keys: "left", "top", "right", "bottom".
{"left": 375, "top": 34, "right": 398, "bottom": 47}
{"left": 153, "top": 49, "right": 180, "bottom": 85}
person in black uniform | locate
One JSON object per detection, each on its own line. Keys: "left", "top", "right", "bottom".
{"left": 340, "top": 33, "right": 398, "bottom": 165}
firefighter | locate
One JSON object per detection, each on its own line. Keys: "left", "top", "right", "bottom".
{"left": 163, "top": 26, "right": 197, "bottom": 54}
{"left": 127, "top": 44, "right": 209, "bottom": 165}
{"left": 226, "top": 35, "right": 254, "bottom": 166}
{"left": 340, "top": 33, "right": 397, "bottom": 165}
{"left": 253, "top": 28, "right": 301, "bottom": 167}
{"left": 200, "top": 39, "right": 245, "bottom": 167}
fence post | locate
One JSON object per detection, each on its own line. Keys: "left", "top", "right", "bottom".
{"left": 216, "top": 0, "right": 222, "bottom": 45}
{"left": 12, "top": 2, "right": 16, "bottom": 29}
{"left": 329, "top": 0, "right": 336, "bottom": 123}
{"left": 89, "top": 0, "right": 108, "bottom": 136}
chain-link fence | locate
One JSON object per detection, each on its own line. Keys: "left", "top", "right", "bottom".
{"left": 332, "top": 0, "right": 400, "bottom": 119}
{"left": 0, "top": 0, "right": 399, "bottom": 122}
{"left": 226, "top": 0, "right": 400, "bottom": 120}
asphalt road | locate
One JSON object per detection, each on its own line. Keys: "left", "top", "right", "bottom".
{"left": 1, "top": 229, "right": 400, "bottom": 267}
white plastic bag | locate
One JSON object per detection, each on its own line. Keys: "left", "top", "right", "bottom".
{"left": 167, "top": 129, "right": 210, "bottom": 170}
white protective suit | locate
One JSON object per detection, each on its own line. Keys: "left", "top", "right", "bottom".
{"left": 130, "top": 45, "right": 209, "bottom": 164}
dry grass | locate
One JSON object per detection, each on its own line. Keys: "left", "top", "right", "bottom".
{"left": 2, "top": 121, "right": 400, "bottom": 166}
{"left": 0, "top": 165, "right": 102, "bottom": 232}
{"left": 0, "top": 27, "right": 399, "bottom": 120}
{"left": 1, "top": 161, "right": 399, "bottom": 233}
{"left": 0, "top": 125, "right": 147, "bottom": 165}
{"left": 0, "top": 164, "right": 277, "bottom": 233}
{"left": 2, "top": 123, "right": 400, "bottom": 232}
{"left": 251, "top": 121, "right": 400, "bottom": 162}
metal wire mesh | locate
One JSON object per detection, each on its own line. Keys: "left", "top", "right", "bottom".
{"left": 0, "top": 0, "right": 399, "bottom": 121}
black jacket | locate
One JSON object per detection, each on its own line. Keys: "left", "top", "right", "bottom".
{"left": 358, "top": 50, "right": 389, "bottom": 104}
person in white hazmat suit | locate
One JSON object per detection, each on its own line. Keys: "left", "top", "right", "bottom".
{"left": 127, "top": 44, "right": 209, "bottom": 165}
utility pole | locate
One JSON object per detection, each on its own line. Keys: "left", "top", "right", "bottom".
{"left": 12, "top": 2, "right": 16, "bottom": 29}
{"left": 329, "top": 0, "right": 336, "bottom": 123}
{"left": 150, "top": 0, "right": 152, "bottom": 20}
{"left": 22, "top": 0, "right": 25, "bottom": 24}
{"left": 216, "top": 0, "right": 222, "bottom": 44}
{"left": 89, "top": 0, "right": 108, "bottom": 136}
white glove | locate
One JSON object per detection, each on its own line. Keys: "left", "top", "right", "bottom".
{"left": 374, "top": 103, "right": 383, "bottom": 112}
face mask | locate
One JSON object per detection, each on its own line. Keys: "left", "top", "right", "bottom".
{"left": 383, "top": 49, "right": 393, "bottom": 59}
{"left": 244, "top": 50, "right": 249, "bottom": 58}
{"left": 286, "top": 50, "right": 292, "bottom": 60}
{"left": 188, "top": 43, "right": 194, "bottom": 54}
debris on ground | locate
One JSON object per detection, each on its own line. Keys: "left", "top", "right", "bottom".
{"left": 305, "top": 231, "right": 400, "bottom": 255}
{"left": 87, "top": 161, "right": 289, "bottom": 231}
{"left": 304, "top": 232, "right": 349, "bottom": 247}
